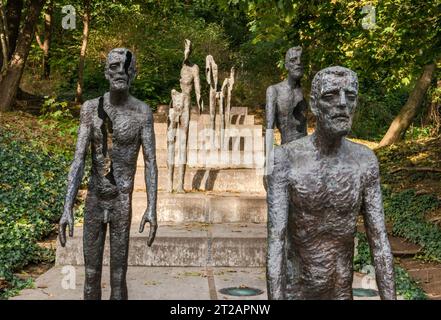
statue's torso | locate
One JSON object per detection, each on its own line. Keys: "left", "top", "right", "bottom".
{"left": 180, "top": 64, "right": 198, "bottom": 95}
{"left": 279, "top": 138, "right": 367, "bottom": 297}
{"left": 273, "top": 81, "right": 307, "bottom": 143}
{"left": 284, "top": 138, "right": 363, "bottom": 240}
{"left": 87, "top": 96, "right": 147, "bottom": 196}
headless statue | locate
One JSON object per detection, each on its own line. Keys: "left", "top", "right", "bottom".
{"left": 205, "top": 55, "right": 218, "bottom": 149}
{"left": 170, "top": 39, "right": 203, "bottom": 193}
{"left": 167, "top": 89, "right": 185, "bottom": 193}
{"left": 266, "top": 66, "right": 396, "bottom": 300}
{"left": 59, "top": 48, "right": 158, "bottom": 300}
{"left": 219, "top": 67, "right": 235, "bottom": 149}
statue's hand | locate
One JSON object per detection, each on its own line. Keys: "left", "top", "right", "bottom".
{"left": 139, "top": 208, "right": 158, "bottom": 247}
{"left": 59, "top": 209, "right": 74, "bottom": 247}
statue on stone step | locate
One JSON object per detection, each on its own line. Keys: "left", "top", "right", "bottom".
{"left": 264, "top": 46, "right": 307, "bottom": 179}
{"left": 206, "top": 54, "right": 218, "bottom": 149}
{"left": 166, "top": 89, "right": 185, "bottom": 193}
{"left": 219, "top": 66, "right": 235, "bottom": 149}
{"left": 171, "top": 39, "right": 203, "bottom": 193}
{"left": 266, "top": 66, "right": 396, "bottom": 300}
{"left": 59, "top": 48, "right": 158, "bottom": 300}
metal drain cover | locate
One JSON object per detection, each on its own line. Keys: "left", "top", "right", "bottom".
{"left": 219, "top": 287, "right": 264, "bottom": 297}
{"left": 353, "top": 288, "right": 379, "bottom": 297}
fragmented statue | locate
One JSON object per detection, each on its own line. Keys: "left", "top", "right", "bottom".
{"left": 59, "top": 48, "right": 158, "bottom": 300}
{"left": 166, "top": 39, "right": 203, "bottom": 193}
{"left": 266, "top": 66, "right": 396, "bottom": 300}
{"left": 167, "top": 89, "right": 185, "bottom": 193}
{"left": 219, "top": 67, "right": 235, "bottom": 148}
{"left": 205, "top": 54, "right": 219, "bottom": 149}
{"left": 264, "top": 47, "right": 307, "bottom": 180}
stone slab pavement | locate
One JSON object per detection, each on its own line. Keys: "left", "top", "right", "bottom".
{"left": 11, "top": 266, "right": 386, "bottom": 300}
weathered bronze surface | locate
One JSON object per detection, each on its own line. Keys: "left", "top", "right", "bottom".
{"left": 59, "top": 48, "right": 158, "bottom": 300}
{"left": 266, "top": 66, "right": 396, "bottom": 300}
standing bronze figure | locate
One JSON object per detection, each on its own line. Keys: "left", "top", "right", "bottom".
{"left": 59, "top": 48, "right": 158, "bottom": 300}
{"left": 265, "top": 46, "right": 307, "bottom": 146}
{"left": 266, "top": 66, "right": 396, "bottom": 300}
{"left": 264, "top": 46, "right": 307, "bottom": 180}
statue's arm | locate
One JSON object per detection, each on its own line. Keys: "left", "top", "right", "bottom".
{"left": 193, "top": 65, "right": 203, "bottom": 112}
{"left": 139, "top": 106, "right": 158, "bottom": 246}
{"left": 59, "top": 101, "right": 92, "bottom": 246}
{"left": 265, "top": 86, "right": 277, "bottom": 176}
{"left": 266, "top": 147, "right": 289, "bottom": 300}
{"left": 361, "top": 154, "right": 396, "bottom": 300}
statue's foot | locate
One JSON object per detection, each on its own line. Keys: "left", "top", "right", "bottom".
{"left": 167, "top": 187, "right": 173, "bottom": 193}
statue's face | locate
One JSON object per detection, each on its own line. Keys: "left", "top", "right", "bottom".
{"left": 105, "top": 50, "right": 135, "bottom": 92}
{"left": 314, "top": 73, "right": 358, "bottom": 137}
{"left": 285, "top": 49, "right": 303, "bottom": 80}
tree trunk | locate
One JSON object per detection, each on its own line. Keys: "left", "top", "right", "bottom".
{"left": 36, "top": 0, "right": 53, "bottom": 79}
{"left": 0, "top": 0, "right": 9, "bottom": 72}
{"left": 75, "top": 0, "right": 91, "bottom": 104}
{"left": 378, "top": 63, "right": 436, "bottom": 148}
{"left": 0, "top": 0, "right": 45, "bottom": 112}
{"left": 5, "top": 0, "right": 23, "bottom": 59}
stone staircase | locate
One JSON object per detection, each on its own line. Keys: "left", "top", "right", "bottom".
{"left": 56, "top": 107, "right": 268, "bottom": 268}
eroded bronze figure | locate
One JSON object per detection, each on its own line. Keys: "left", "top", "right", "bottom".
{"left": 59, "top": 48, "right": 158, "bottom": 300}
{"left": 266, "top": 66, "right": 396, "bottom": 300}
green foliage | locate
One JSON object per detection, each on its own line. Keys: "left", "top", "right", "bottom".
{"left": 0, "top": 276, "right": 34, "bottom": 300}
{"left": 36, "top": 97, "right": 80, "bottom": 158}
{"left": 351, "top": 87, "right": 409, "bottom": 140}
{"left": 0, "top": 131, "right": 70, "bottom": 294}
{"left": 394, "top": 266, "right": 428, "bottom": 300}
{"left": 353, "top": 232, "right": 371, "bottom": 272}
{"left": 354, "top": 232, "right": 428, "bottom": 300}
{"left": 383, "top": 188, "right": 441, "bottom": 262}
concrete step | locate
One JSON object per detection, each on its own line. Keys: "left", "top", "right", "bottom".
{"left": 148, "top": 149, "right": 264, "bottom": 169}
{"left": 135, "top": 167, "right": 265, "bottom": 193}
{"left": 153, "top": 123, "right": 263, "bottom": 151}
{"left": 131, "top": 191, "right": 266, "bottom": 223}
{"left": 56, "top": 223, "right": 267, "bottom": 267}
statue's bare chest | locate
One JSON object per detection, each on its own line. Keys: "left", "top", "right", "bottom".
{"left": 91, "top": 109, "right": 141, "bottom": 148}
{"left": 288, "top": 156, "right": 363, "bottom": 215}
{"left": 276, "top": 87, "right": 304, "bottom": 116}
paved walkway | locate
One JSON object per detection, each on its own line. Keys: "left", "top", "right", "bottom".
{"left": 11, "top": 266, "right": 385, "bottom": 300}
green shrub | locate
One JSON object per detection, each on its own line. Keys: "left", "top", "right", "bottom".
{"left": 0, "top": 131, "right": 70, "bottom": 296}
{"left": 354, "top": 232, "right": 428, "bottom": 300}
{"left": 383, "top": 188, "right": 441, "bottom": 262}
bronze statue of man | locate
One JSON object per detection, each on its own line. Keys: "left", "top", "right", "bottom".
{"left": 59, "top": 48, "right": 158, "bottom": 300}
{"left": 265, "top": 46, "right": 307, "bottom": 146}
{"left": 266, "top": 66, "right": 396, "bottom": 300}
{"left": 264, "top": 46, "right": 307, "bottom": 180}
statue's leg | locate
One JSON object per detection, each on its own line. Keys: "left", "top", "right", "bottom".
{"left": 83, "top": 192, "right": 107, "bottom": 300}
{"left": 219, "top": 93, "right": 225, "bottom": 149}
{"left": 209, "top": 89, "right": 216, "bottom": 149}
{"left": 176, "top": 103, "right": 190, "bottom": 193}
{"left": 167, "top": 119, "right": 177, "bottom": 193}
{"left": 108, "top": 193, "right": 131, "bottom": 300}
